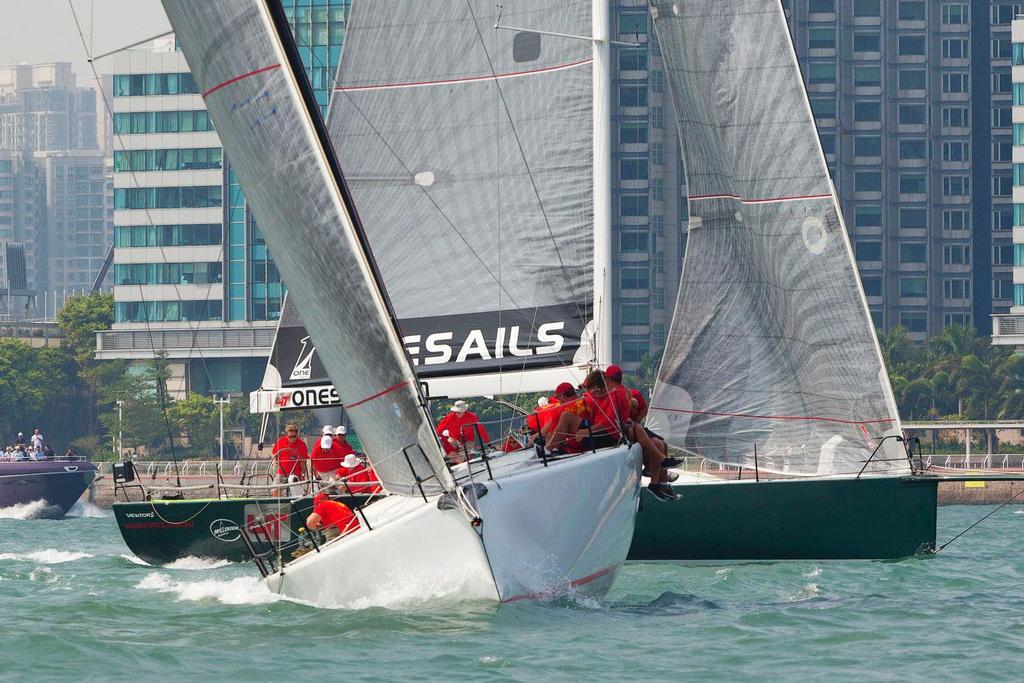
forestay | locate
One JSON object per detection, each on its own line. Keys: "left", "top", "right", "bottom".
{"left": 645, "top": 0, "right": 908, "bottom": 477}
{"left": 327, "top": 0, "right": 596, "bottom": 398}
{"left": 162, "top": 0, "right": 453, "bottom": 496}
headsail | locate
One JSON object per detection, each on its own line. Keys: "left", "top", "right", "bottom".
{"left": 326, "top": 0, "right": 598, "bottom": 398}
{"left": 646, "top": 0, "right": 908, "bottom": 477}
{"left": 162, "top": 0, "right": 452, "bottom": 496}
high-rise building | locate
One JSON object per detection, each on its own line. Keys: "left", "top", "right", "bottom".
{"left": 96, "top": 2, "right": 351, "bottom": 397}
{"left": 0, "top": 63, "right": 98, "bottom": 152}
{"left": 992, "top": 15, "right": 1024, "bottom": 346}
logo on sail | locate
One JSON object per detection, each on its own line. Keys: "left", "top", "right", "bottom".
{"left": 290, "top": 336, "right": 316, "bottom": 381}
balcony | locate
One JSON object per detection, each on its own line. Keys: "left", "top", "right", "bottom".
{"left": 96, "top": 325, "right": 275, "bottom": 360}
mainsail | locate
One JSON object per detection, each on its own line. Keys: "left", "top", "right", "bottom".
{"left": 162, "top": 0, "right": 452, "bottom": 496}
{"left": 646, "top": 0, "right": 908, "bottom": 477}
{"left": 326, "top": 0, "right": 602, "bottom": 398}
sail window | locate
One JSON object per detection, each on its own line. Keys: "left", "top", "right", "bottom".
{"left": 414, "top": 171, "right": 435, "bottom": 187}
{"left": 513, "top": 32, "right": 541, "bottom": 62}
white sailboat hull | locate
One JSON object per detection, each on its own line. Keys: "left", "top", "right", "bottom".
{"left": 266, "top": 444, "right": 641, "bottom": 608}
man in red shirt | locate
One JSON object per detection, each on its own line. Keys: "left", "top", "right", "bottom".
{"left": 272, "top": 423, "right": 308, "bottom": 494}
{"left": 337, "top": 453, "right": 382, "bottom": 494}
{"left": 310, "top": 425, "right": 355, "bottom": 476}
{"left": 546, "top": 371, "right": 630, "bottom": 452}
{"left": 604, "top": 365, "right": 679, "bottom": 501}
{"left": 306, "top": 491, "right": 359, "bottom": 541}
{"left": 436, "top": 400, "right": 490, "bottom": 463}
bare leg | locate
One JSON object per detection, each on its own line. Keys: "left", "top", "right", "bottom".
{"left": 546, "top": 412, "right": 583, "bottom": 451}
{"left": 632, "top": 425, "right": 665, "bottom": 484}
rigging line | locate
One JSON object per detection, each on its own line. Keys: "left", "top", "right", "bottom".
{"left": 937, "top": 484, "right": 1024, "bottom": 552}
{"left": 464, "top": 0, "right": 589, "bottom": 328}
{"left": 66, "top": 1, "right": 222, "bottom": 394}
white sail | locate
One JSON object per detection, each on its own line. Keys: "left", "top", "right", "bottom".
{"left": 325, "top": 0, "right": 601, "bottom": 397}
{"left": 646, "top": 0, "right": 908, "bottom": 477}
{"left": 161, "top": 0, "right": 453, "bottom": 496}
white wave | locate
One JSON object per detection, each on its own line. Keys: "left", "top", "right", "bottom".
{"left": 802, "top": 566, "right": 822, "bottom": 579}
{"left": 29, "top": 566, "right": 58, "bottom": 584}
{"left": 0, "top": 549, "right": 94, "bottom": 564}
{"left": 164, "top": 556, "right": 232, "bottom": 570}
{"left": 135, "top": 573, "right": 279, "bottom": 605}
{"left": 0, "top": 499, "right": 50, "bottom": 520}
{"left": 120, "top": 554, "right": 151, "bottom": 566}
{"left": 785, "top": 583, "right": 821, "bottom": 603}
{"left": 66, "top": 500, "right": 109, "bottom": 518}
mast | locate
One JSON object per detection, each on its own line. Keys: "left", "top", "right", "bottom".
{"left": 592, "top": 0, "right": 613, "bottom": 367}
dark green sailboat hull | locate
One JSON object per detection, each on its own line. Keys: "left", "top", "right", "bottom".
{"left": 114, "top": 477, "right": 938, "bottom": 565}
{"left": 631, "top": 475, "right": 938, "bottom": 561}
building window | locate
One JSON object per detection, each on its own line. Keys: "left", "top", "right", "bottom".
{"left": 619, "top": 123, "right": 647, "bottom": 145}
{"left": 899, "top": 35, "right": 925, "bottom": 55}
{"left": 856, "top": 205, "right": 883, "bottom": 227}
{"left": 898, "top": 70, "right": 926, "bottom": 90}
{"left": 855, "top": 101, "right": 881, "bottom": 122}
{"left": 653, "top": 288, "right": 665, "bottom": 310}
{"left": 114, "top": 186, "right": 222, "bottom": 210}
{"left": 900, "top": 243, "right": 927, "bottom": 263}
{"left": 1014, "top": 164, "right": 1024, "bottom": 187}
{"left": 1015, "top": 244, "right": 1024, "bottom": 267}
{"left": 942, "top": 73, "right": 969, "bottom": 94}
{"left": 943, "top": 210, "right": 970, "bottom": 230}
{"left": 809, "top": 27, "right": 836, "bottom": 49}
{"left": 620, "top": 159, "right": 648, "bottom": 180}
{"left": 995, "top": 208, "right": 1013, "bottom": 230}
{"left": 900, "top": 312, "right": 927, "bottom": 332}
{"left": 621, "top": 305, "right": 650, "bottom": 326}
{"left": 1015, "top": 124, "right": 1024, "bottom": 145}
{"left": 853, "top": 33, "right": 881, "bottom": 52}
{"left": 993, "top": 107, "right": 1012, "bottom": 128}
{"left": 620, "top": 232, "right": 649, "bottom": 252}
{"left": 112, "top": 72, "right": 198, "bottom": 97}
{"left": 619, "top": 13, "right": 648, "bottom": 35}
{"left": 899, "top": 104, "right": 926, "bottom": 124}
{"left": 991, "top": 5, "right": 1020, "bottom": 26}
{"left": 900, "top": 208, "right": 927, "bottom": 229}
{"left": 619, "top": 50, "right": 647, "bottom": 71}
{"left": 942, "top": 4, "right": 968, "bottom": 24}
{"left": 621, "top": 341, "right": 650, "bottom": 363}
{"left": 943, "top": 244, "right": 970, "bottom": 264}
{"left": 993, "top": 175, "right": 1013, "bottom": 197}
{"left": 652, "top": 214, "right": 665, "bottom": 235}
{"left": 993, "top": 277, "right": 1013, "bottom": 300}
{"left": 650, "top": 106, "right": 663, "bottom": 129}
{"left": 651, "top": 178, "right": 665, "bottom": 201}
{"left": 899, "top": 140, "right": 926, "bottom": 160}
{"left": 899, "top": 174, "right": 926, "bottom": 194}
{"left": 942, "top": 38, "right": 969, "bottom": 59}
{"left": 1015, "top": 43, "right": 1024, "bottom": 65}
{"left": 820, "top": 134, "right": 836, "bottom": 156}
{"left": 855, "top": 136, "right": 882, "bottom": 157}
{"left": 620, "top": 195, "right": 648, "bottom": 217}
{"left": 862, "top": 276, "right": 883, "bottom": 297}
{"left": 621, "top": 268, "right": 649, "bottom": 290}
{"left": 900, "top": 277, "right": 927, "bottom": 297}
{"left": 811, "top": 97, "right": 837, "bottom": 118}
{"left": 992, "top": 38, "right": 1013, "bottom": 60}
{"left": 808, "top": 62, "right": 836, "bottom": 84}
{"left": 944, "top": 313, "right": 971, "bottom": 328}
{"left": 942, "top": 106, "right": 969, "bottom": 127}
{"left": 856, "top": 171, "right": 883, "bottom": 192}
{"left": 856, "top": 240, "right": 882, "bottom": 261}
{"left": 898, "top": 2, "right": 925, "bottom": 21}
{"left": 943, "top": 142, "right": 969, "bottom": 162}
{"left": 650, "top": 69, "right": 664, "bottom": 93}
{"left": 650, "top": 142, "right": 664, "bottom": 166}
{"left": 994, "top": 72, "right": 1012, "bottom": 94}
{"left": 854, "top": 66, "right": 881, "bottom": 87}
{"left": 993, "top": 244, "right": 1014, "bottom": 265}
{"left": 113, "top": 262, "right": 223, "bottom": 286}
{"left": 942, "top": 176, "right": 970, "bottom": 196}
{"left": 809, "top": 0, "right": 835, "bottom": 12}
{"left": 114, "top": 224, "right": 221, "bottom": 248}
{"left": 619, "top": 86, "right": 647, "bottom": 108}
{"left": 992, "top": 142, "right": 1011, "bottom": 162}
{"left": 112, "top": 110, "right": 214, "bottom": 135}
{"left": 854, "top": 0, "right": 881, "bottom": 17}
{"left": 115, "top": 300, "right": 222, "bottom": 323}
{"left": 113, "top": 148, "right": 223, "bottom": 172}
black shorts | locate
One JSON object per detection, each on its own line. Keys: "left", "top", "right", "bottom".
{"left": 579, "top": 433, "right": 621, "bottom": 451}
{"left": 644, "top": 427, "right": 664, "bottom": 441}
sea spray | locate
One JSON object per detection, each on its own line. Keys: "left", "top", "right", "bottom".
{"left": 135, "top": 573, "right": 279, "bottom": 605}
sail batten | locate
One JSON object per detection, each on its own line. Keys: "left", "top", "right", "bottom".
{"left": 162, "top": 0, "right": 453, "bottom": 496}
{"left": 326, "top": 0, "right": 596, "bottom": 396}
{"left": 647, "top": 0, "right": 907, "bottom": 477}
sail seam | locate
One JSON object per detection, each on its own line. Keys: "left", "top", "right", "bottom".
{"left": 202, "top": 63, "right": 282, "bottom": 97}
{"left": 335, "top": 57, "right": 593, "bottom": 92}
{"left": 649, "top": 405, "right": 896, "bottom": 426}
{"left": 345, "top": 381, "right": 411, "bottom": 409}
{"left": 688, "top": 192, "right": 832, "bottom": 204}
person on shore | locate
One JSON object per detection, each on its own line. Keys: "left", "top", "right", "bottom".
{"left": 306, "top": 491, "right": 359, "bottom": 541}
{"left": 436, "top": 400, "right": 490, "bottom": 463}
{"left": 272, "top": 423, "right": 308, "bottom": 494}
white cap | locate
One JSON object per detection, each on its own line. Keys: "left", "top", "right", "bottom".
{"left": 452, "top": 400, "right": 469, "bottom": 413}
{"left": 320, "top": 435, "right": 333, "bottom": 449}
{"left": 538, "top": 397, "right": 549, "bottom": 408}
{"left": 336, "top": 425, "right": 347, "bottom": 435}
{"left": 341, "top": 453, "right": 360, "bottom": 469}
{"left": 321, "top": 425, "right": 334, "bottom": 435}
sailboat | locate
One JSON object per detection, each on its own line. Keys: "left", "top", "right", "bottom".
{"left": 161, "top": 0, "right": 641, "bottom": 606}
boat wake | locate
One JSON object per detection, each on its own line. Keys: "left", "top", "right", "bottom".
{"left": 164, "top": 556, "right": 232, "bottom": 570}
{"left": 119, "top": 554, "right": 150, "bottom": 567}
{"left": 608, "top": 591, "right": 721, "bottom": 615}
{"left": 66, "top": 501, "right": 109, "bottom": 518}
{"left": 0, "top": 549, "right": 94, "bottom": 564}
{"left": 134, "top": 572, "right": 280, "bottom": 605}
{"left": 0, "top": 499, "right": 62, "bottom": 520}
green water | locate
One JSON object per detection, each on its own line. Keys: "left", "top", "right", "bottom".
{"left": 2, "top": 503, "right": 1022, "bottom": 681}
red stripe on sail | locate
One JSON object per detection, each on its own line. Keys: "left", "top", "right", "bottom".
{"left": 202, "top": 64, "right": 281, "bottom": 97}
{"left": 345, "top": 381, "right": 410, "bottom": 409}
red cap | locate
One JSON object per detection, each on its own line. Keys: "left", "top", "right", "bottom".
{"left": 314, "top": 491, "right": 328, "bottom": 503}
{"left": 605, "top": 365, "right": 623, "bottom": 382}
{"left": 555, "top": 382, "right": 575, "bottom": 396}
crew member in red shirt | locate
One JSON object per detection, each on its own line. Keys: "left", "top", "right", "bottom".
{"left": 537, "top": 383, "right": 586, "bottom": 450}
{"left": 306, "top": 491, "right": 359, "bottom": 541}
{"left": 272, "top": 423, "right": 308, "bottom": 492}
{"left": 436, "top": 400, "right": 490, "bottom": 463}
{"left": 337, "top": 453, "right": 382, "bottom": 494}
{"left": 545, "top": 371, "right": 630, "bottom": 452}
{"left": 310, "top": 425, "right": 355, "bottom": 476}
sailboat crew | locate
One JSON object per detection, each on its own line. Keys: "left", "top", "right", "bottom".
{"left": 435, "top": 400, "right": 490, "bottom": 463}
{"left": 306, "top": 491, "right": 359, "bottom": 541}
{"left": 310, "top": 425, "right": 354, "bottom": 476}
{"left": 545, "top": 370, "right": 630, "bottom": 452}
{"left": 272, "top": 423, "right": 309, "bottom": 492}
{"left": 604, "top": 365, "right": 681, "bottom": 498}
{"left": 337, "top": 452, "right": 382, "bottom": 494}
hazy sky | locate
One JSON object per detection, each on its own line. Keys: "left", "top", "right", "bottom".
{"left": 0, "top": 0, "right": 170, "bottom": 85}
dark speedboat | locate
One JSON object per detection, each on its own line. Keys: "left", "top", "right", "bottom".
{"left": 0, "top": 458, "right": 98, "bottom": 518}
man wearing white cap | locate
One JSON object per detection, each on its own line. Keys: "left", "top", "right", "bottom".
{"left": 337, "top": 451, "right": 381, "bottom": 494}
{"left": 435, "top": 399, "right": 490, "bottom": 463}
{"left": 310, "top": 425, "right": 352, "bottom": 476}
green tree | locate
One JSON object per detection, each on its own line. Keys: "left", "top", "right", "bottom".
{"left": 168, "top": 393, "right": 221, "bottom": 457}
{"left": 56, "top": 293, "right": 120, "bottom": 436}
{"left": 0, "top": 340, "right": 74, "bottom": 441}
